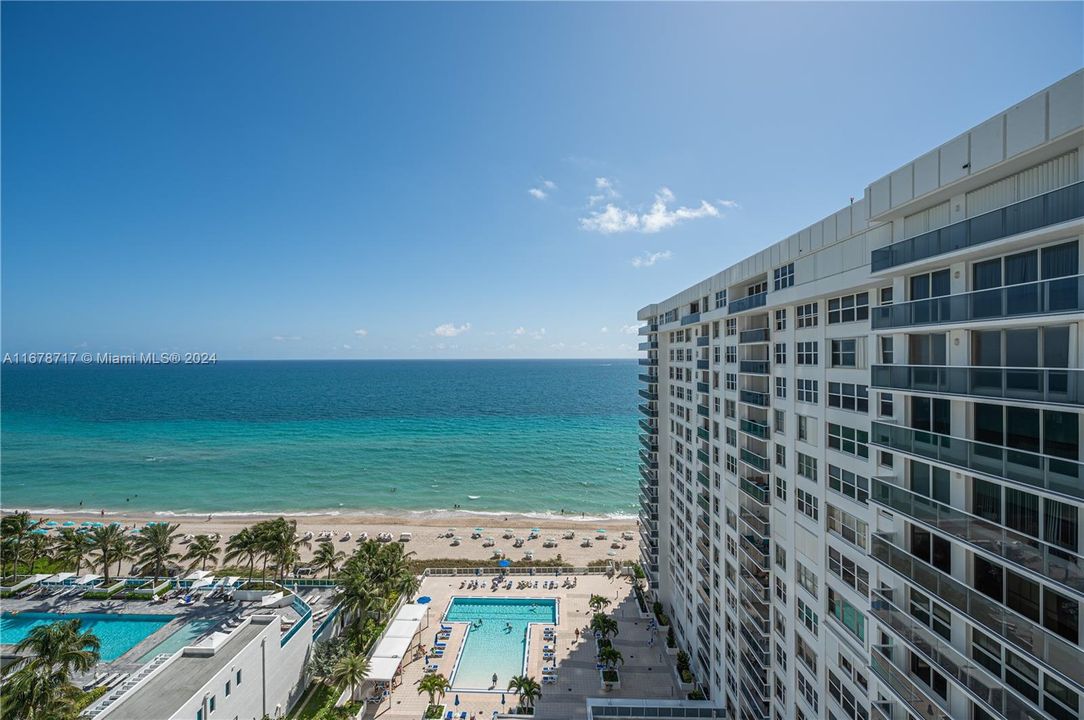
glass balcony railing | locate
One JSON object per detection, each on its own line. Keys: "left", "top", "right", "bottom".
{"left": 739, "top": 508, "right": 770, "bottom": 540}
{"left": 638, "top": 323, "right": 658, "bottom": 335}
{"left": 638, "top": 341, "right": 658, "bottom": 351}
{"left": 636, "top": 403, "right": 656, "bottom": 417}
{"left": 871, "top": 477, "right": 1084, "bottom": 595}
{"left": 697, "top": 403, "right": 710, "bottom": 417}
{"left": 870, "top": 532, "right": 1084, "bottom": 687}
{"left": 638, "top": 465, "right": 656, "bottom": 484}
{"left": 739, "top": 390, "right": 770, "bottom": 407}
{"left": 872, "top": 274, "right": 1084, "bottom": 330}
{"left": 740, "top": 448, "right": 770, "bottom": 472}
{"left": 870, "top": 421, "right": 1084, "bottom": 501}
{"left": 871, "top": 588, "right": 1039, "bottom": 720}
{"left": 637, "top": 373, "right": 657, "bottom": 384}
{"left": 739, "top": 418, "right": 770, "bottom": 439}
{"left": 738, "top": 360, "right": 770, "bottom": 374}
{"left": 870, "top": 647, "right": 953, "bottom": 720}
{"left": 696, "top": 359, "right": 710, "bottom": 370}
{"left": 638, "top": 450, "right": 658, "bottom": 469}
{"left": 696, "top": 336, "right": 709, "bottom": 347}
{"left": 697, "top": 426, "right": 710, "bottom": 441}
{"left": 871, "top": 181, "right": 1084, "bottom": 272}
{"left": 739, "top": 476, "right": 770, "bottom": 506}
{"left": 681, "top": 312, "right": 701, "bottom": 326}
{"left": 637, "top": 357, "right": 658, "bottom": 366}
{"left": 738, "top": 328, "right": 770, "bottom": 344}
{"left": 697, "top": 471, "right": 711, "bottom": 489}
{"left": 696, "top": 447, "right": 710, "bottom": 464}
{"left": 639, "top": 434, "right": 658, "bottom": 452}
{"left": 637, "top": 388, "right": 658, "bottom": 401}
{"left": 638, "top": 418, "right": 657, "bottom": 434}
{"left": 729, "top": 292, "right": 767, "bottom": 315}
{"left": 696, "top": 381, "right": 710, "bottom": 393}
{"left": 871, "top": 364, "right": 1084, "bottom": 407}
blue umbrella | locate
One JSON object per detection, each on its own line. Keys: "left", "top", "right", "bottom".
{"left": 500, "top": 693, "right": 506, "bottom": 706}
{"left": 62, "top": 521, "right": 76, "bottom": 527}
{"left": 45, "top": 521, "right": 58, "bottom": 527}
{"left": 31, "top": 529, "right": 49, "bottom": 535}
{"left": 498, "top": 559, "right": 511, "bottom": 568}
{"left": 454, "top": 694, "right": 460, "bottom": 706}
{"left": 81, "top": 521, "right": 94, "bottom": 526}
{"left": 417, "top": 596, "right": 432, "bottom": 605}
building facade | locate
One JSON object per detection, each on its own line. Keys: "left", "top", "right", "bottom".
{"left": 637, "top": 71, "right": 1084, "bottom": 720}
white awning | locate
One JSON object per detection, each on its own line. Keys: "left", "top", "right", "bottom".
{"left": 384, "top": 619, "right": 421, "bottom": 640}
{"left": 191, "top": 578, "right": 215, "bottom": 590}
{"left": 75, "top": 575, "right": 101, "bottom": 585}
{"left": 185, "top": 570, "right": 211, "bottom": 581}
{"left": 367, "top": 655, "right": 403, "bottom": 682}
{"left": 45, "top": 572, "right": 76, "bottom": 584}
{"left": 397, "top": 603, "right": 427, "bottom": 622}
{"left": 223, "top": 576, "right": 240, "bottom": 587}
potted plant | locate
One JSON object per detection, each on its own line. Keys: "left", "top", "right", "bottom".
{"left": 665, "top": 625, "right": 679, "bottom": 655}
{"left": 417, "top": 673, "right": 451, "bottom": 719}
{"left": 598, "top": 647, "right": 624, "bottom": 690}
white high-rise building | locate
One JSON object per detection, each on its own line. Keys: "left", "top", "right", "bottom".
{"left": 637, "top": 70, "right": 1084, "bottom": 720}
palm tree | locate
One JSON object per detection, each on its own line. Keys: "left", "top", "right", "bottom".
{"left": 589, "top": 613, "right": 619, "bottom": 639}
{"left": 14, "top": 620, "right": 101, "bottom": 679}
{"left": 89, "top": 525, "right": 127, "bottom": 585}
{"left": 54, "top": 529, "right": 93, "bottom": 575}
{"left": 417, "top": 672, "right": 451, "bottom": 707}
{"left": 392, "top": 570, "right": 421, "bottom": 600}
{"left": 113, "top": 534, "right": 132, "bottom": 578}
{"left": 133, "top": 522, "right": 181, "bottom": 583}
{"left": 598, "top": 646, "right": 624, "bottom": 669}
{"left": 2, "top": 666, "right": 81, "bottom": 720}
{"left": 224, "top": 527, "right": 261, "bottom": 581}
{"left": 1, "top": 512, "right": 42, "bottom": 576}
{"left": 329, "top": 650, "right": 370, "bottom": 702}
{"left": 588, "top": 594, "right": 611, "bottom": 613}
{"left": 183, "top": 534, "right": 221, "bottom": 571}
{"left": 311, "top": 540, "right": 345, "bottom": 579}
{"left": 24, "top": 533, "right": 53, "bottom": 575}
{"left": 507, "top": 674, "right": 542, "bottom": 709}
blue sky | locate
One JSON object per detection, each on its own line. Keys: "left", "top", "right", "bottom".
{"left": 3, "top": 2, "right": 1081, "bottom": 360}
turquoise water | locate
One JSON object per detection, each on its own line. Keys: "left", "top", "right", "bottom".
{"left": 0, "top": 612, "right": 172, "bottom": 661}
{"left": 137, "top": 617, "right": 219, "bottom": 663}
{"left": 1, "top": 360, "right": 638, "bottom": 517}
{"left": 444, "top": 597, "right": 557, "bottom": 690}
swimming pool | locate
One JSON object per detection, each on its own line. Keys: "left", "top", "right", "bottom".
{"left": 444, "top": 597, "right": 557, "bottom": 691}
{"left": 137, "top": 617, "right": 220, "bottom": 663}
{"left": 0, "top": 612, "right": 173, "bottom": 661}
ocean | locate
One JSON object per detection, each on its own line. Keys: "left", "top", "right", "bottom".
{"left": 0, "top": 360, "right": 640, "bottom": 519}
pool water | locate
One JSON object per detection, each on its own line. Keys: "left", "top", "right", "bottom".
{"left": 0, "top": 612, "right": 173, "bottom": 661}
{"left": 137, "top": 617, "right": 220, "bottom": 663}
{"left": 444, "top": 597, "right": 557, "bottom": 691}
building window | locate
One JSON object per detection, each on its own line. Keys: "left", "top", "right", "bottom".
{"left": 828, "top": 464, "right": 869, "bottom": 505}
{"left": 827, "top": 504, "right": 868, "bottom": 550}
{"left": 909, "top": 587, "right": 951, "bottom": 640}
{"left": 774, "top": 343, "right": 786, "bottom": 364}
{"left": 775, "top": 309, "right": 787, "bottom": 331}
{"left": 878, "top": 392, "right": 893, "bottom": 417}
{"left": 796, "top": 488, "right": 819, "bottom": 521}
{"left": 797, "top": 378, "right": 818, "bottom": 404}
{"left": 725, "top": 318, "right": 736, "bottom": 336}
{"left": 797, "top": 452, "right": 817, "bottom": 481}
{"left": 797, "top": 415, "right": 809, "bottom": 443}
{"left": 775, "top": 476, "right": 787, "bottom": 502}
{"left": 909, "top": 268, "right": 951, "bottom": 300}
{"left": 726, "top": 427, "right": 737, "bottom": 447}
{"left": 225, "top": 680, "right": 230, "bottom": 697}
{"left": 796, "top": 302, "right": 818, "bottom": 328}
{"left": 827, "top": 423, "right": 869, "bottom": 459}
{"left": 796, "top": 597, "right": 818, "bottom": 637}
{"left": 236, "top": 670, "right": 242, "bottom": 685}
{"left": 715, "top": 290, "right": 727, "bottom": 309}
{"left": 830, "top": 338, "right": 858, "bottom": 367}
{"left": 828, "top": 588, "right": 866, "bottom": 641}
{"left": 774, "top": 410, "right": 785, "bottom": 435}
{"left": 879, "top": 286, "right": 894, "bottom": 306}
{"left": 880, "top": 336, "right": 893, "bottom": 364}
{"left": 725, "top": 346, "right": 736, "bottom": 363}
{"left": 775, "top": 376, "right": 787, "bottom": 399}
{"left": 775, "top": 577, "right": 788, "bottom": 604}
{"left": 796, "top": 341, "right": 818, "bottom": 365}
{"left": 827, "top": 292, "right": 869, "bottom": 324}
{"left": 795, "top": 560, "right": 818, "bottom": 598}
{"left": 725, "top": 373, "right": 736, "bottom": 391}
{"left": 209, "top": 696, "right": 216, "bottom": 713}
{"left": 725, "top": 400, "right": 736, "bottom": 418}
{"left": 774, "top": 263, "right": 795, "bottom": 290}
{"left": 775, "top": 444, "right": 786, "bottom": 468}
{"left": 828, "top": 546, "right": 869, "bottom": 596}
{"left": 795, "top": 634, "right": 817, "bottom": 673}
{"left": 726, "top": 454, "right": 737, "bottom": 475}
{"left": 827, "top": 382, "right": 868, "bottom": 413}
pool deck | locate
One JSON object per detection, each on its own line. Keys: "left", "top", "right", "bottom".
{"left": 365, "top": 573, "right": 681, "bottom": 720}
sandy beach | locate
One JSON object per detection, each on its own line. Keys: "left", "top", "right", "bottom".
{"left": 11, "top": 510, "right": 640, "bottom": 570}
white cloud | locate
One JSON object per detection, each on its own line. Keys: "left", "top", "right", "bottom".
{"left": 528, "top": 178, "right": 557, "bottom": 200}
{"left": 600, "top": 327, "right": 609, "bottom": 333}
{"left": 271, "top": 335, "right": 301, "bottom": 342}
{"left": 531, "top": 328, "right": 546, "bottom": 340}
{"left": 588, "top": 176, "right": 621, "bottom": 207}
{"left": 342, "top": 344, "right": 352, "bottom": 349}
{"left": 581, "top": 187, "right": 719, "bottom": 234}
{"left": 512, "top": 327, "right": 526, "bottom": 336}
{"left": 619, "top": 324, "right": 640, "bottom": 335}
{"left": 716, "top": 199, "right": 741, "bottom": 209}
{"left": 631, "top": 250, "right": 673, "bottom": 268}
{"left": 354, "top": 328, "right": 368, "bottom": 337}
{"left": 433, "top": 322, "right": 471, "bottom": 337}
{"left": 528, "top": 188, "right": 547, "bottom": 200}
{"left": 543, "top": 179, "right": 557, "bottom": 190}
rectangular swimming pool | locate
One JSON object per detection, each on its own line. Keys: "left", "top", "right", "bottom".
{"left": 0, "top": 612, "right": 173, "bottom": 662}
{"left": 444, "top": 597, "right": 557, "bottom": 691}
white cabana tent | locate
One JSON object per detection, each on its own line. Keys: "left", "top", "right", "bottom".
{"left": 384, "top": 619, "right": 421, "bottom": 640}
{"left": 397, "top": 603, "right": 427, "bottom": 623}
{"left": 366, "top": 603, "right": 427, "bottom": 681}
{"left": 368, "top": 655, "right": 404, "bottom": 683}
{"left": 44, "top": 572, "right": 76, "bottom": 586}
{"left": 191, "top": 577, "right": 216, "bottom": 591}
{"left": 75, "top": 575, "right": 101, "bottom": 586}
{"left": 184, "top": 570, "right": 211, "bottom": 582}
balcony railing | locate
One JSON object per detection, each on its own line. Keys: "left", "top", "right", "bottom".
{"left": 871, "top": 364, "right": 1084, "bottom": 407}
{"left": 697, "top": 471, "right": 711, "bottom": 489}
{"left": 739, "top": 476, "right": 770, "bottom": 506}
{"left": 696, "top": 359, "right": 710, "bottom": 369}
{"left": 872, "top": 273, "right": 1084, "bottom": 330}
{"left": 637, "top": 357, "right": 658, "bottom": 366}
{"left": 739, "top": 390, "right": 770, "bottom": 407}
{"left": 738, "top": 360, "right": 770, "bottom": 374}
{"left": 871, "top": 477, "right": 1084, "bottom": 595}
{"left": 636, "top": 403, "right": 656, "bottom": 417}
{"left": 637, "top": 373, "right": 657, "bottom": 384}
{"left": 638, "top": 418, "right": 657, "bottom": 434}
{"left": 637, "top": 388, "right": 658, "bottom": 401}
{"left": 638, "top": 450, "right": 658, "bottom": 469}
{"left": 870, "top": 181, "right": 1084, "bottom": 272}
{"left": 740, "top": 448, "right": 770, "bottom": 472}
{"left": 697, "top": 403, "right": 710, "bottom": 417}
{"left": 697, "top": 426, "right": 710, "bottom": 441}
{"left": 638, "top": 323, "right": 658, "bottom": 336}
{"left": 696, "top": 381, "right": 710, "bottom": 393}
{"left": 638, "top": 341, "right": 658, "bottom": 351}
{"left": 870, "top": 532, "right": 1084, "bottom": 687}
{"left": 696, "top": 336, "right": 709, "bottom": 347}
{"left": 871, "top": 421, "right": 1084, "bottom": 501}
{"left": 871, "top": 588, "right": 1039, "bottom": 720}
{"left": 681, "top": 312, "right": 701, "bottom": 326}
{"left": 729, "top": 292, "right": 768, "bottom": 315}
{"left": 639, "top": 434, "right": 658, "bottom": 452}
{"left": 738, "top": 328, "right": 770, "bottom": 344}
{"left": 739, "top": 418, "right": 770, "bottom": 439}
{"left": 870, "top": 647, "right": 952, "bottom": 720}
{"left": 697, "top": 448, "right": 710, "bottom": 464}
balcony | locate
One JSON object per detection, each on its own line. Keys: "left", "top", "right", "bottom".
{"left": 696, "top": 494, "right": 711, "bottom": 514}
{"left": 738, "top": 360, "right": 770, "bottom": 374}
{"left": 696, "top": 514, "right": 711, "bottom": 537}
{"left": 638, "top": 341, "right": 658, "bottom": 351}
{"left": 739, "top": 508, "right": 770, "bottom": 541}
{"left": 638, "top": 496, "right": 658, "bottom": 522}
{"left": 638, "top": 323, "right": 658, "bottom": 336}
{"left": 696, "top": 381, "right": 710, "bottom": 393}
{"left": 638, "top": 418, "right": 657, "bottom": 434}
{"left": 638, "top": 450, "right": 658, "bottom": 469}
{"left": 696, "top": 426, "right": 710, "bottom": 441}
{"left": 696, "top": 336, "right": 709, "bottom": 347}
{"left": 870, "top": 647, "right": 952, "bottom": 720}
{"left": 871, "top": 421, "right": 1084, "bottom": 501}
{"left": 739, "top": 476, "right": 770, "bottom": 506}
{"left": 636, "top": 403, "right": 656, "bottom": 418}
{"left": 870, "top": 477, "right": 1084, "bottom": 595}
{"left": 637, "top": 373, "right": 657, "bottom": 384}
{"left": 681, "top": 312, "right": 701, "bottom": 326}
{"left": 870, "top": 181, "right": 1084, "bottom": 272}
{"left": 739, "top": 534, "right": 769, "bottom": 570}
{"left": 728, "top": 292, "right": 767, "bottom": 315}
{"left": 870, "top": 532, "right": 1084, "bottom": 687}
{"left": 639, "top": 434, "right": 658, "bottom": 452}
{"left": 738, "top": 328, "right": 770, "bottom": 344}
{"left": 697, "top": 403, "right": 710, "bottom": 417}
{"left": 739, "top": 418, "right": 770, "bottom": 439}
{"left": 637, "top": 388, "right": 658, "bottom": 401}
{"left": 871, "top": 364, "right": 1084, "bottom": 407}
{"left": 739, "top": 447, "right": 770, "bottom": 473}
{"left": 637, "top": 357, "right": 658, "bottom": 366}
{"left": 697, "top": 471, "right": 711, "bottom": 489}
{"left": 638, "top": 465, "right": 656, "bottom": 485}
{"left": 739, "top": 389, "right": 770, "bottom": 407}
{"left": 696, "top": 359, "right": 710, "bottom": 370}
{"left": 871, "top": 588, "right": 1040, "bottom": 720}
{"left": 696, "top": 449, "right": 709, "bottom": 466}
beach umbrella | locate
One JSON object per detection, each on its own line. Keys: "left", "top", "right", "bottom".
{"left": 607, "top": 550, "right": 617, "bottom": 556}
{"left": 81, "top": 521, "right": 94, "bottom": 526}
{"left": 498, "top": 560, "right": 510, "bottom": 568}
{"left": 531, "top": 528, "right": 540, "bottom": 533}
{"left": 62, "top": 521, "right": 76, "bottom": 527}
{"left": 31, "top": 529, "right": 49, "bottom": 535}
{"left": 454, "top": 694, "right": 460, "bottom": 707}
{"left": 417, "top": 596, "right": 432, "bottom": 605}
{"left": 45, "top": 521, "right": 58, "bottom": 527}
{"left": 500, "top": 693, "right": 506, "bottom": 706}
{"left": 597, "top": 528, "right": 607, "bottom": 533}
